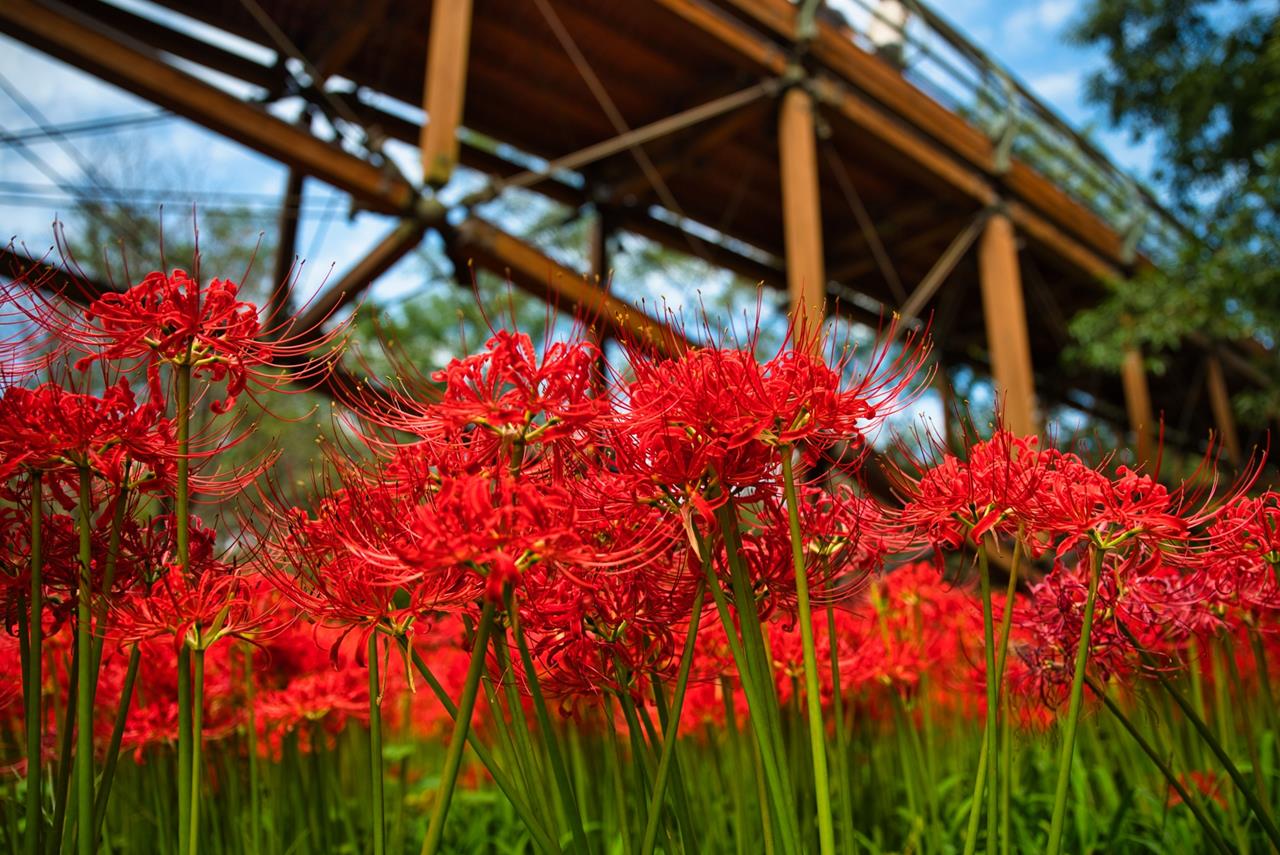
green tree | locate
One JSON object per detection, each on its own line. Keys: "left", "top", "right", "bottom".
{"left": 1066, "top": 1, "right": 1280, "bottom": 425}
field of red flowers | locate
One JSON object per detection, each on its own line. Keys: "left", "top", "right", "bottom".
{"left": 4, "top": 262, "right": 1280, "bottom": 854}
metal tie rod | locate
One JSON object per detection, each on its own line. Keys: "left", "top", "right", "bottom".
{"left": 484, "top": 78, "right": 781, "bottom": 197}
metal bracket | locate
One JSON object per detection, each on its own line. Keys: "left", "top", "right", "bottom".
{"left": 991, "top": 71, "right": 1019, "bottom": 175}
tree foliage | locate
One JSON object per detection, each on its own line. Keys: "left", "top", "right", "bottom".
{"left": 1067, "top": 0, "right": 1280, "bottom": 424}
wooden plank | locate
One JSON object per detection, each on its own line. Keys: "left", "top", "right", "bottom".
{"left": 421, "top": 0, "right": 476, "bottom": 187}
{"left": 648, "top": 0, "right": 789, "bottom": 74}
{"left": 0, "top": 0, "right": 416, "bottom": 215}
{"left": 779, "top": 86, "right": 826, "bottom": 335}
{"left": 58, "top": 0, "right": 286, "bottom": 93}
{"left": 978, "top": 211, "right": 1037, "bottom": 436}
{"left": 1121, "top": 344, "right": 1156, "bottom": 468}
{"left": 1206, "top": 352, "right": 1243, "bottom": 465}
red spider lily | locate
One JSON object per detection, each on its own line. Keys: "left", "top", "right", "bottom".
{"left": 21, "top": 267, "right": 347, "bottom": 413}
{"left": 1029, "top": 452, "right": 1236, "bottom": 553}
{"left": 392, "top": 468, "right": 591, "bottom": 605}
{"left": 111, "top": 517, "right": 270, "bottom": 652}
{"left": 0, "top": 379, "right": 173, "bottom": 489}
{"left": 517, "top": 546, "right": 701, "bottom": 703}
{"left": 896, "top": 430, "right": 1048, "bottom": 550}
{"left": 841, "top": 562, "right": 995, "bottom": 718}
{"left": 1168, "top": 771, "right": 1229, "bottom": 810}
{"left": 263, "top": 489, "right": 437, "bottom": 656}
{"left": 1196, "top": 491, "right": 1280, "bottom": 616}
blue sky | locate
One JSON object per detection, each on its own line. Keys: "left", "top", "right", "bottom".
{"left": 0, "top": 0, "right": 1155, "bottom": 313}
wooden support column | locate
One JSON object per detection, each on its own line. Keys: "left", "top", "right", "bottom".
{"left": 778, "top": 85, "right": 826, "bottom": 343}
{"left": 269, "top": 168, "right": 305, "bottom": 322}
{"left": 420, "top": 0, "right": 475, "bottom": 188}
{"left": 1206, "top": 351, "right": 1243, "bottom": 465}
{"left": 977, "top": 210, "right": 1038, "bottom": 436}
{"left": 1120, "top": 343, "right": 1156, "bottom": 468}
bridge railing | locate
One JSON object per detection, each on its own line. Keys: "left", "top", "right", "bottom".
{"left": 818, "top": 0, "right": 1190, "bottom": 265}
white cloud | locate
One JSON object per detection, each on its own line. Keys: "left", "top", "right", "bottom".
{"left": 1002, "top": 0, "right": 1078, "bottom": 43}
{"left": 1030, "top": 70, "right": 1079, "bottom": 104}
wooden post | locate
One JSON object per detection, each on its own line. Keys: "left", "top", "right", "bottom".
{"left": 1120, "top": 343, "right": 1156, "bottom": 468}
{"left": 1206, "top": 351, "right": 1242, "bottom": 465}
{"left": 420, "top": 0, "right": 475, "bottom": 188}
{"left": 778, "top": 85, "right": 826, "bottom": 345}
{"left": 268, "top": 168, "right": 305, "bottom": 323}
{"left": 977, "top": 210, "right": 1037, "bottom": 436}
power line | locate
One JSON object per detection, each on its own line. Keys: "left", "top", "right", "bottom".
{"left": 0, "top": 110, "right": 173, "bottom": 144}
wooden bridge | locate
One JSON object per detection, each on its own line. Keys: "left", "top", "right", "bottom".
{"left": 0, "top": 0, "right": 1259, "bottom": 462}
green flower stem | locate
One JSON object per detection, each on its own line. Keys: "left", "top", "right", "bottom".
{"left": 399, "top": 637, "right": 560, "bottom": 854}
{"left": 978, "top": 547, "right": 999, "bottom": 854}
{"left": 174, "top": 361, "right": 192, "bottom": 855}
{"left": 176, "top": 646, "right": 192, "bottom": 855}
{"left": 367, "top": 632, "right": 385, "bottom": 855}
{"left": 640, "top": 580, "right": 706, "bottom": 855}
{"left": 75, "top": 468, "right": 94, "bottom": 855}
{"left": 46, "top": 644, "right": 78, "bottom": 855}
{"left": 90, "top": 481, "right": 131, "bottom": 683}
{"left": 779, "top": 450, "right": 836, "bottom": 855}
{"left": 1084, "top": 674, "right": 1233, "bottom": 855}
{"left": 187, "top": 647, "right": 205, "bottom": 855}
{"left": 601, "top": 697, "right": 633, "bottom": 855}
{"left": 1045, "top": 542, "right": 1104, "bottom": 855}
{"left": 1121, "top": 622, "right": 1280, "bottom": 850}
{"left": 245, "top": 646, "right": 260, "bottom": 855}
{"left": 826, "top": 605, "right": 856, "bottom": 853}
{"left": 420, "top": 599, "right": 497, "bottom": 855}
{"left": 712, "top": 500, "right": 801, "bottom": 854}
{"left": 510, "top": 594, "right": 592, "bottom": 855}
{"left": 91, "top": 644, "right": 141, "bottom": 845}
{"left": 962, "top": 723, "right": 991, "bottom": 855}
{"left": 26, "top": 471, "right": 43, "bottom": 855}
{"left": 493, "top": 632, "right": 547, "bottom": 810}
{"left": 700, "top": 534, "right": 796, "bottom": 855}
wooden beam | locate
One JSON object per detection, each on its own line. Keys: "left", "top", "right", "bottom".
{"left": 1206, "top": 351, "right": 1243, "bottom": 465}
{"left": 649, "top": 0, "right": 789, "bottom": 74}
{"left": 57, "top": 0, "right": 287, "bottom": 93}
{"left": 293, "top": 219, "right": 430, "bottom": 333}
{"left": 0, "top": 0, "right": 416, "bottom": 215}
{"left": 453, "top": 217, "right": 689, "bottom": 357}
{"left": 1120, "top": 344, "right": 1156, "bottom": 468}
{"left": 778, "top": 86, "right": 826, "bottom": 335}
{"left": 1, "top": 246, "right": 118, "bottom": 302}
{"left": 420, "top": 0, "right": 476, "bottom": 188}
{"left": 977, "top": 211, "right": 1037, "bottom": 436}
